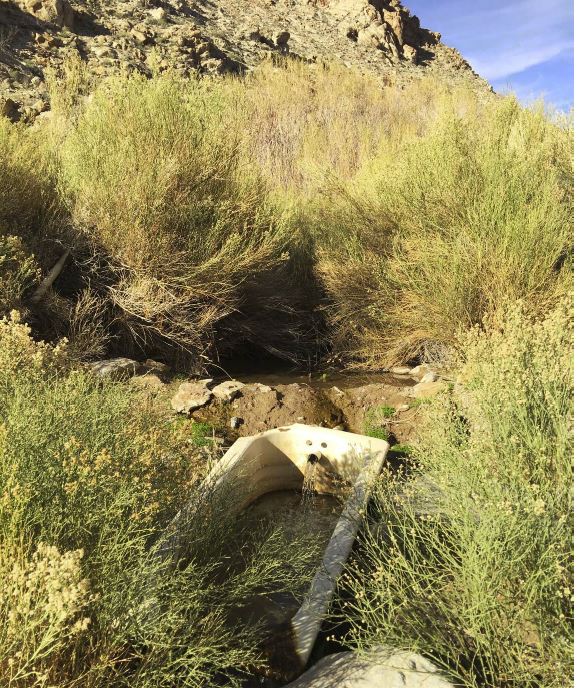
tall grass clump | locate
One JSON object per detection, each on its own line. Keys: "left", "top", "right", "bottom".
{"left": 0, "top": 314, "right": 322, "bottom": 686}
{"left": 58, "top": 71, "right": 316, "bottom": 367}
{"left": 233, "top": 60, "right": 471, "bottom": 195}
{"left": 341, "top": 300, "right": 573, "bottom": 686}
{"left": 317, "top": 96, "right": 573, "bottom": 366}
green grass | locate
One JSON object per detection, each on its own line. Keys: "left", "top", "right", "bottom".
{"left": 341, "top": 300, "right": 574, "bottom": 687}
{"left": 363, "top": 405, "right": 396, "bottom": 440}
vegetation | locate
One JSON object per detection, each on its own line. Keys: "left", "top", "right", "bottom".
{"left": 0, "top": 315, "right": 321, "bottom": 687}
{"left": 0, "top": 62, "right": 572, "bottom": 369}
{"left": 0, "top": 57, "right": 573, "bottom": 686}
{"left": 342, "top": 301, "right": 573, "bottom": 687}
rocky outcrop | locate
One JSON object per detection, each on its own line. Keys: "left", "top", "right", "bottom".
{"left": 285, "top": 647, "right": 454, "bottom": 688}
{"left": 16, "top": 0, "right": 74, "bottom": 29}
{"left": 0, "top": 0, "right": 489, "bottom": 121}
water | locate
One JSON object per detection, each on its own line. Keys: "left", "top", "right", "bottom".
{"left": 300, "top": 458, "right": 318, "bottom": 507}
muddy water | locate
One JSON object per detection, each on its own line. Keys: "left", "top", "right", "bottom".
{"left": 224, "top": 370, "right": 414, "bottom": 391}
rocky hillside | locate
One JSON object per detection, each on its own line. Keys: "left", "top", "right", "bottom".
{"left": 0, "top": 0, "right": 489, "bottom": 121}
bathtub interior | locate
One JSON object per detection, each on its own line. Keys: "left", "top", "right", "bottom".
{"left": 208, "top": 424, "right": 389, "bottom": 512}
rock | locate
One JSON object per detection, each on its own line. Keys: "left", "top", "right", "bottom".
{"left": 129, "top": 373, "right": 165, "bottom": 393}
{"left": 403, "top": 43, "right": 418, "bottom": 64}
{"left": 285, "top": 648, "right": 454, "bottom": 688}
{"left": 409, "top": 364, "right": 436, "bottom": 382}
{"left": 171, "top": 379, "right": 213, "bottom": 413}
{"left": 148, "top": 7, "right": 167, "bottom": 22}
{"left": 253, "top": 383, "right": 273, "bottom": 393}
{"left": 89, "top": 357, "right": 138, "bottom": 380}
{"left": 420, "top": 371, "right": 438, "bottom": 384}
{"left": 230, "top": 416, "right": 242, "bottom": 429}
{"left": 1, "top": 98, "right": 21, "bottom": 122}
{"left": 131, "top": 28, "right": 152, "bottom": 45}
{"left": 390, "top": 366, "right": 412, "bottom": 375}
{"left": 409, "top": 380, "right": 446, "bottom": 400}
{"left": 92, "top": 46, "right": 116, "bottom": 59}
{"left": 142, "top": 359, "right": 170, "bottom": 377}
{"left": 212, "top": 380, "right": 245, "bottom": 402}
{"left": 17, "top": 0, "right": 74, "bottom": 30}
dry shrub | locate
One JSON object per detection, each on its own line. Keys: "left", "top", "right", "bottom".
{"left": 0, "top": 117, "right": 64, "bottom": 264}
{"left": 343, "top": 300, "right": 573, "bottom": 686}
{"left": 232, "top": 60, "right": 472, "bottom": 194}
{"left": 0, "top": 235, "right": 40, "bottom": 315}
{"left": 58, "top": 72, "right": 316, "bottom": 367}
{"left": 317, "top": 95, "right": 574, "bottom": 366}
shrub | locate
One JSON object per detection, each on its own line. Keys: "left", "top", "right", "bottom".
{"left": 0, "top": 317, "right": 321, "bottom": 686}
{"left": 0, "top": 236, "right": 40, "bottom": 314}
{"left": 317, "top": 96, "right": 573, "bottom": 366}
{"left": 0, "top": 117, "right": 64, "bottom": 263}
{"left": 58, "top": 71, "right": 316, "bottom": 367}
{"left": 341, "top": 300, "right": 574, "bottom": 686}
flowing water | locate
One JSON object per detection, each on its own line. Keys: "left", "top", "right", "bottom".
{"left": 300, "top": 458, "right": 319, "bottom": 507}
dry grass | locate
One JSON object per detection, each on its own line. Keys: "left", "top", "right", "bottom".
{"left": 57, "top": 71, "right": 317, "bottom": 366}
{"left": 316, "top": 96, "right": 573, "bottom": 366}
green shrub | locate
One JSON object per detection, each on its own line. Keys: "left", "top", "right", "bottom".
{"left": 0, "top": 317, "right": 319, "bottom": 686}
{"left": 317, "top": 97, "right": 573, "bottom": 366}
{"left": 341, "top": 300, "right": 573, "bottom": 686}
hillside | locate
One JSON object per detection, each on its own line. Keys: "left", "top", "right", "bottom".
{"left": 0, "top": 0, "right": 489, "bottom": 120}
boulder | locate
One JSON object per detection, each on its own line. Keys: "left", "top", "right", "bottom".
{"left": 89, "top": 357, "right": 138, "bottom": 380}
{"left": 285, "top": 648, "right": 454, "bottom": 688}
{"left": 212, "top": 380, "right": 245, "bottom": 402}
{"left": 171, "top": 379, "right": 213, "bottom": 413}
{"left": 17, "top": 0, "right": 74, "bottom": 30}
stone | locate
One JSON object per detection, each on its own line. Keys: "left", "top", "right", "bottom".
{"left": 390, "top": 366, "right": 412, "bottom": 375}
{"left": 285, "top": 648, "right": 454, "bottom": 688}
{"left": 129, "top": 373, "right": 165, "bottom": 393}
{"left": 420, "top": 371, "right": 438, "bottom": 384}
{"left": 131, "top": 28, "right": 152, "bottom": 45}
{"left": 230, "top": 416, "right": 242, "bottom": 429}
{"left": 89, "top": 357, "right": 138, "bottom": 380}
{"left": 148, "top": 7, "right": 167, "bottom": 22}
{"left": 253, "top": 382, "right": 273, "bottom": 393}
{"left": 1, "top": 98, "right": 21, "bottom": 122}
{"left": 142, "top": 359, "right": 170, "bottom": 377}
{"left": 212, "top": 380, "right": 245, "bottom": 402}
{"left": 410, "top": 380, "right": 446, "bottom": 400}
{"left": 403, "top": 43, "right": 418, "bottom": 64}
{"left": 409, "top": 364, "right": 435, "bottom": 381}
{"left": 18, "top": 0, "right": 74, "bottom": 30}
{"left": 171, "top": 379, "right": 213, "bottom": 413}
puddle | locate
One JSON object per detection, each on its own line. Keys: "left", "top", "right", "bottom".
{"left": 223, "top": 370, "right": 414, "bottom": 390}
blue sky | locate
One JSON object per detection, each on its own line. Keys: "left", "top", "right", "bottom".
{"left": 408, "top": 0, "right": 574, "bottom": 110}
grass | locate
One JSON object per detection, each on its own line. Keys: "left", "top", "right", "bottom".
{"left": 0, "top": 315, "right": 321, "bottom": 687}
{"left": 341, "top": 300, "right": 574, "bottom": 687}
{"left": 1, "top": 61, "right": 572, "bottom": 370}
{"left": 316, "top": 95, "right": 573, "bottom": 367}
{"left": 363, "top": 405, "right": 397, "bottom": 441}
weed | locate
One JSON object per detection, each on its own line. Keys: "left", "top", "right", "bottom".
{"left": 341, "top": 300, "right": 574, "bottom": 686}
